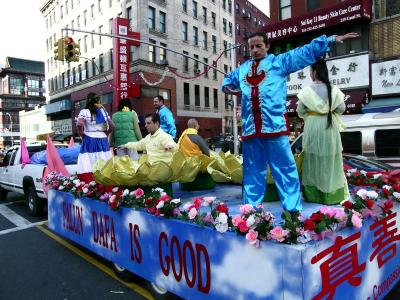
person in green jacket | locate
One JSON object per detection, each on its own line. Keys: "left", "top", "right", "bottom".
{"left": 109, "top": 98, "right": 143, "bottom": 159}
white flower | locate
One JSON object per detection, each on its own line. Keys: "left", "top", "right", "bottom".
{"left": 217, "top": 213, "right": 228, "bottom": 224}
{"left": 182, "top": 203, "right": 192, "bottom": 211}
{"left": 58, "top": 186, "right": 65, "bottom": 190}
{"left": 129, "top": 191, "right": 135, "bottom": 196}
{"left": 188, "top": 207, "right": 197, "bottom": 219}
{"left": 356, "top": 189, "right": 368, "bottom": 200}
{"left": 373, "top": 173, "right": 382, "bottom": 179}
{"left": 171, "top": 198, "right": 181, "bottom": 204}
{"left": 122, "top": 189, "right": 130, "bottom": 196}
{"left": 393, "top": 192, "right": 400, "bottom": 199}
{"left": 215, "top": 222, "right": 228, "bottom": 233}
{"left": 156, "top": 201, "right": 165, "bottom": 209}
{"left": 160, "top": 192, "right": 167, "bottom": 196}
{"left": 82, "top": 188, "right": 89, "bottom": 194}
{"left": 154, "top": 187, "right": 164, "bottom": 193}
{"left": 89, "top": 181, "right": 96, "bottom": 186}
{"left": 73, "top": 179, "right": 80, "bottom": 185}
{"left": 360, "top": 170, "right": 367, "bottom": 175}
{"left": 383, "top": 185, "right": 392, "bottom": 190}
{"left": 348, "top": 168, "right": 357, "bottom": 173}
{"left": 366, "top": 190, "right": 378, "bottom": 199}
{"left": 246, "top": 215, "right": 255, "bottom": 227}
{"left": 112, "top": 187, "right": 119, "bottom": 193}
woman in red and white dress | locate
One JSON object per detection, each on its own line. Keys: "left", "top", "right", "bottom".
{"left": 76, "top": 92, "right": 113, "bottom": 183}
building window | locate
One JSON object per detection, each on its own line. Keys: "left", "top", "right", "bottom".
{"left": 228, "top": 22, "right": 232, "bottom": 36}
{"left": 10, "top": 76, "right": 24, "bottom": 95}
{"left": 202, "top": 6, "right": 207, "bottom": 24}
{"left": 159, "top": 11, "right": 166, "bottom": 33}
{"left": 223, "top": 18, "right": 227, "bottom": 34}
{"left": 183, "top": 51, "right": 189, "bottom": 71}
{"left": 307, "top": 0, "right": 320, "bottom": 11}
{"left": 184, "top": 82, "right": 190, "bottom": 105}
{"left": 235, "top": 3, "right": 240, "bottom": 13}
{"left": 204, "top": 58, "right": 209, "bottom": 78}
{"left": 280, "top": 0, "right": 291, "bottom": 20}
{"left": 160, "top": 43, "right": 167, "bottom": 63}
{"left": 182, "top": 21, "right": 188, "bottom": 41}
{"left": 194, "top": 85, "right": 200, "bottom": 106}
{"left": 91, "top": 30, "right": 95, "bottom": 48}
{"left": 182, "top": 0, "right": 187, "bottom": 12}
{"left": 193, "top": 26, "right": 198, "bottom": 46}
{"left": 194, "top": 54, "right": 199, "bottom": 72}
{"left": 213, "top": 68, "right": 217, "bottom": 80}
{"left": 90, "top": 4, "right": 94, "bottom": 19}
{"left": 148, "top": 39, "right": 156, "bottom": 62}
{"left": 222, "top": 0, "right": 226, "bottom": 10}
{"left": 192, "top": 1, "right": 198, "bottom": 18}
{"left": 84, "top": 35, "right": 88, "bottom": 52}
{"left": 204, "top": 87, "right": 209, "bottom": 107}
{"left": 236, "top": 24, "right": 240, "bottom": 35}
{"left": 98, "top": 25, "right": 102, "bottom": 44}
{"left": 98, "top": 0, "right": 102, "bottom": 13}
{"left": 213, "top": 88, "right": 218, "bottom": 108}
{"left": 203, "top": 31, "right": 208, "bottom": 49}
{"left": 27, "top": 76, "right": 40, "bottom": 96}
{"left": 212, "top": 35, "right": 217, "bottom": 53}
{"left": 228, "top": 0, "right": 232, "bottom": 13}
{"left": 127, "top": 7, "right": 132, "bottom": 26}
{"left": 99, "top": 54, "right": 104, "bottom": 73}
{"left": 148, "top": 6, "right": 156, "bottom": 29}
{"left": 223, "top": 40, "right": 228, "bottom": 57}
{"left": 211, "top": 12, "right": 216, "bottom": 28}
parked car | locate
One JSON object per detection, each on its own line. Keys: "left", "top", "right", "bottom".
{"left": 0, "top": 143, "right": 77, "bottom": 216}
{"left": 342, "top": 153, "right": 396, "bottom": 172}
{"left": 206, "top": 134, "right": 242, "bottom": 154}
{"left": 291, "top": 111, "right": 400, "bottom": 167}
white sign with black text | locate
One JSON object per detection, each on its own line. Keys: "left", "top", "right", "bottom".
{"left": 371, "top": 59, "right": 400, "bottom": 96}
{"left": 286, "top": 53, "right": 369, "bottom": 96}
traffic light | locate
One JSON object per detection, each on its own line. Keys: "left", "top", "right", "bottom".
{"left": 54, "top": 38, "right": 65, "bottom": 61}
{"left": 64, "top": 37, "right": 80, "bottom": 62}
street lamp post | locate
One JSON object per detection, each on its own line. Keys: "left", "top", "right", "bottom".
{"left": 5, "top": 113, "right": 13, "bottom": 147}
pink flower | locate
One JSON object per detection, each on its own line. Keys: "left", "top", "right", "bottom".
{"left": 246, "top": 229, "right": 259, "bottom": 247}
{"left": 193, "top": 197, "right": 204, "bottom": 209}
{"left": 351, "top": 211, "right": 363, "bottom": 228}
{"left": 203, "top": 197, "right": 216, "bottom": 206}
{"left": 240, "top": 204, "right": 254, "bottom": 215}
{"left": 333, "top": 208, "right": 347, "bottom": 222}
{"left": 238, "top": 220, "right": 249, "bottom": 233}
{"left": 134, "top": 188, "right": 144, "bottom": 199}
{"left": 188, "top": 207, "right": 197, "bottom": 219}
{"left": 270, "top": 226, "right": 289, "bottom": 243}
{"left": 108, "top": 195, "right": 120, "bottom": 210}
{"left": 232, "top": 215, "right": 242, "bottom": 227}
{"left": 320, "top": 206, "right": 336, "bottom": 218}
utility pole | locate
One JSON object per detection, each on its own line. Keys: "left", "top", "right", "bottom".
{"left": 230, "top": 46, "right": 239, "bottom": 155}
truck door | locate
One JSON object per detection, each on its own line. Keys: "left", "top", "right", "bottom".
{"left": 0, "top": 149, "right": 17, "bottom": 192}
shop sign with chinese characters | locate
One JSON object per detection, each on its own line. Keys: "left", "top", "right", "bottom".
{"left": 371, "top": 59, "right": 400, "bottom": 96}
{"left": 286, "top": 53, "right": 369, "bottom": 96}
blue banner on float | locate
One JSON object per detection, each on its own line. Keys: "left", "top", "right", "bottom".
{"left": 48, "top": 190, "right": 400, "bottom": 300}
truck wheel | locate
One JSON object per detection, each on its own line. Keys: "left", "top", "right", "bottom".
{"left": 111, "top": 263, "right": 135, "bottom": 282}
{"left": 145, "top": 281, "right": 177, "bottom": 300}
{"left": 25, "top": 186, "right": 44, "bottom": 216}
{"left": 0, "top": 186, "right": 8, "bottom": 200}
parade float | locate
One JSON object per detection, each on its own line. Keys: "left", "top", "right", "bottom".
{"left": 45, "top": 155, "right": 400, "bottom": 300}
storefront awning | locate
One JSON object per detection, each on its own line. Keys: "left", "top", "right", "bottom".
{"left": 362, "top": 97, "right": 400, "bottom": 113}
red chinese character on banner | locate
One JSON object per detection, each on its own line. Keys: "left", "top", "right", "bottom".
{"left": 370, "top": 212, "right": 400, "bottom": 268}
{"left": 311, "top": 232, "right": 366, "bottom": 300}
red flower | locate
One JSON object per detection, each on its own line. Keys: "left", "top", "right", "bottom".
{"left": 342, "top": 201, "right": 353, "bottom": 209}
{"left": 145, "top": 197, "right": 154, "bottom": 205}
{"left": 304, "top": 219, "right": 316, "bottom": 231}
{"left": 383, "top": 200, "right": 394, "bottom": 213}
{"left": 392, "top": 182, "right": 400, "bottom": 192}
{"left": 310, "top": 212, "right": 323, "bottom": 222}
{"left": 216, "top": 203, "right": 229, "bottom": 214}
{"left": 237, "top": 220, "right": 249, "bottom": 233}
{"left": 159, "top": 194, "right": 172, "bottom": 202}
{"left": 193, "top": 197, "right": 204, "bottom": 209}
{"left": 365, "top": 199, "right": 375, "bottom": 209}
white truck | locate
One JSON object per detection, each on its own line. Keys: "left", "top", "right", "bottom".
{"left": 0, "top": 143, "right": 77, "bottom": 216}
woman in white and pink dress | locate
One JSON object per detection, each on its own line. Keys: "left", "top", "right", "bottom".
{"left": 76, "top": 92, "right": 113, "bottom": 183}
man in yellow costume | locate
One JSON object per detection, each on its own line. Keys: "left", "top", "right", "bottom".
{"left": 121, "top": 113, "right": 177, "bottom": 164}
{"left": 178, "top": 118, "right": 210, "bottom": 158}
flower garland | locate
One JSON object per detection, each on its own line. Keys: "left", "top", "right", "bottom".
{"left": 139, "top": 68, "right": 169, "bottom": 86}
{"left": 45, "top": 172, "right": 400, "bottom": 248}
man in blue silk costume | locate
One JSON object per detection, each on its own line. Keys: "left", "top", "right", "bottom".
{"left": 222, "top": 32, "right": 358, "bottom": 212}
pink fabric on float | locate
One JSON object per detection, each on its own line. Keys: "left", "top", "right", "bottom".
{"left": 68, "top": 136, "right": 75, "bottom": 148}
{"left": 46, "top": 135, "right": 70, "bottom": 177}
{"left": 20, "top": 138, "right": 31, "bottom": 164}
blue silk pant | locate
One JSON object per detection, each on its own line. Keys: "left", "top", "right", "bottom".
{"left": 242, "top": 136, "right": 302, "bottom": 212}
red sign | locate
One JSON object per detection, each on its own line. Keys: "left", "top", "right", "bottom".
{"left": 265, "top": 0, "right": 372, "bottom": 42}
{"left": 112, "top": 18, "right": 140, "bottom": 111}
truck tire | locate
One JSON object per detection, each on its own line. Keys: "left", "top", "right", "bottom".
{"left": 111, "top": 263, "right": 135, "bottom": 282}
{"left": 25, "top": 186, "right": 44, "bottom": 216}
{"left": 145, "top": 281, "right": 177, "bottom": 300}
{"left": 0, "top": 186, "right": 8, "bottom": 200}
